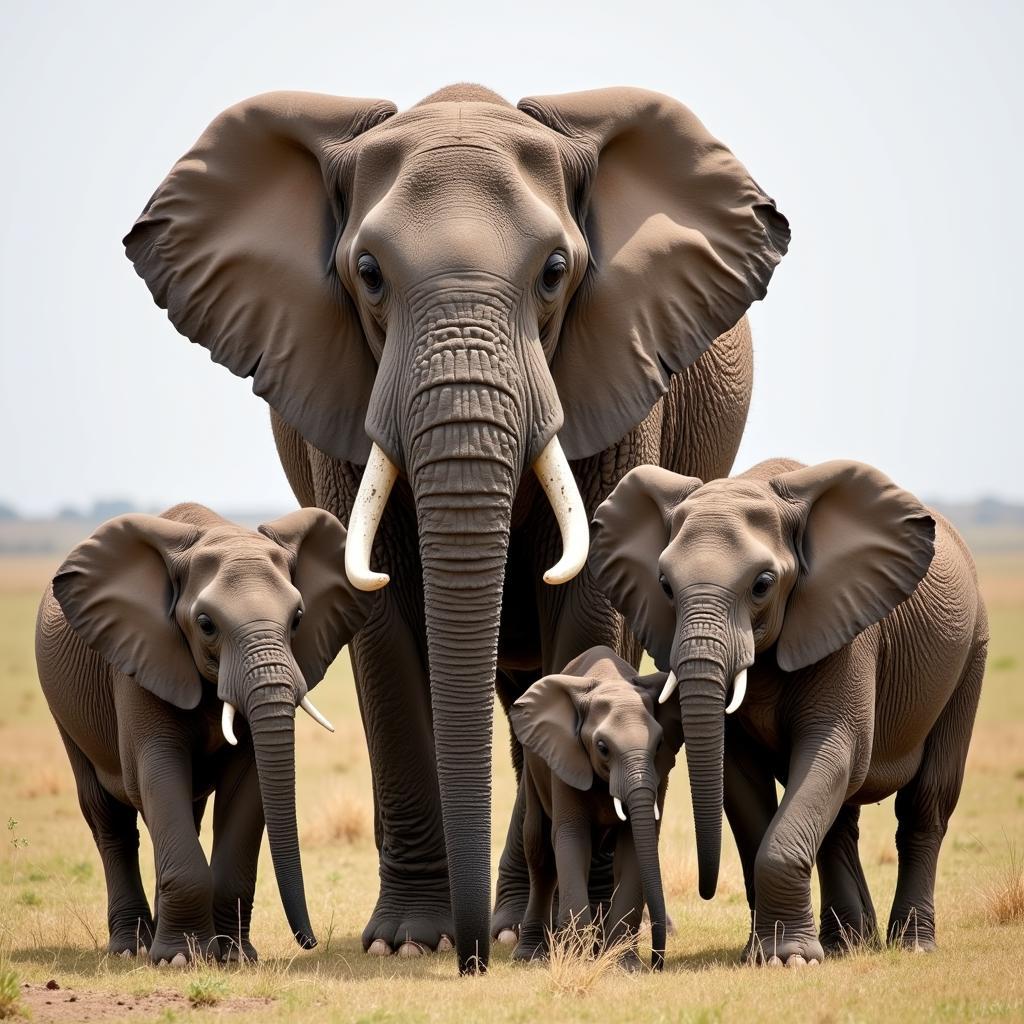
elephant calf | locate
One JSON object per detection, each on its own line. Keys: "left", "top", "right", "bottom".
{"left": 508, "top": 646, "right": 683, "bottom": 970}
{"left": 591, "top": 458, "right": 988, "bottom": 966}
{"left": 36, "top": 503, "right": 372, "bottom": 965}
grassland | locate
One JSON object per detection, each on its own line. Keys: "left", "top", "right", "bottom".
{"left": 1, "top": 551, "right": 1022, "bottom": 1022}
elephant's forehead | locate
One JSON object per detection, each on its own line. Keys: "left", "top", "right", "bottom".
{"left": 355, "top": 102, "right": 567, "bottom": 198}
{"left": 669, "top": 484, "right": 788, "bottom": 556}
{"left": 189, "top": 529, "right": 291, "bottom": 578}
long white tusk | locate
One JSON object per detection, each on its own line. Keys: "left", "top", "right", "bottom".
{"left": 345, "top": 443, "right": 399, "bottom": 592}
{"left": 614, "top": 797, "right": 627, "bottom": 822}
{"left": 658, "top": 671, "right": 678, "bottom": 705}
{"left": 222, "top": 702, "right": 238, "bottom": 746}
{"left": 533, "top": 436, "right": 589, "bottom": 586}
{"left": 725, "top": 668, "right": 748, "bottom": 715}
{"left": 654, "top": 803, "right": 660, "bottom": 821}
{"left": 300, "top": 695, "right": 335, "bottom": 733}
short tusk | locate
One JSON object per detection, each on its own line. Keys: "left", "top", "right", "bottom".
{"left": 300, "top": 695, "right": 335, "bottom": 733}
{"left": 725, "top": 668, "right": 748, "bottom": 715}
{"left": 654, "top": 803, "right": 660, "bottom": 822}
{"left": 345, "top": 443, "right": 398, "bottom": 592}
{"left": 222, "top": 702, "right": 238, "bottom": 746}
{"left": 533, "top": 436, "right": 589, "bottom": 586}
{"left": 614, "top": 797, "right": 627, "bottom": 822}
{"left": 658, "top": 671, "right": 678, "bottom": 705}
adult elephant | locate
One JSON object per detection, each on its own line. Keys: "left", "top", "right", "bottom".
{"left": 125, "top": 83, "right": 788, "bottom": 973}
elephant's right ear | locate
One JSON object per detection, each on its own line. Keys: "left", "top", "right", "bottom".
{"left": 590, "top": 466, "right": 702, "bottom": 671}
{"left": 125, "top": 92, "right": 396, "bottom": 464}
{"left": 52, "top": 515, "right": 202, "bottom": 710}
{"left": 519, "top": 87, "right": 789, "bottom": 460}
{"left": 510, "top": 674, "right": 595, "bottom": 791}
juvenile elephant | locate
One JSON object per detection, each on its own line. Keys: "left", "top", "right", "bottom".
{"left": 37, "top": 504, "right": 372, "bottom": 964}
{"left": 590, "top": 459, "right": 988, "bottom": 965}
{"left": 125, "top": 83, "right": 788, "bottom": 970}
{"left": 510, "top": 647, "right": 682, "bottom": 970}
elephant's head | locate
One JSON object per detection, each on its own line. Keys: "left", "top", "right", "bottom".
{"left": 52, "top": 505, "right": 372, "bottom": 950}
{"left": 509, "top": 646, "right": 682, "bottom": 969}
{"left": 124, "top": 84, "right": 788, "bottom": 970}
{"left": 590, "top": 461, "right": 935, "bottom": 901}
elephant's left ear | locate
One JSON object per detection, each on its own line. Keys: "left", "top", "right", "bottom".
{"left": 259, "top": 509, "right": 375, "bottom": 686}
{"left": 771, "top": 461, "right": 936, "bottom": 672}
{"left": 519, "top": 88, "right": 790, "bottom": 459}
{"left": 633, "top": 672, "right": 684, "bottom": 782}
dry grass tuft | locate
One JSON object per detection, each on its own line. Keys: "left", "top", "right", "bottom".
{"left": 300, "top": 794, "right": 372, "bottom": 847}
{"left": 0, "top": 964, "right": 24, "bottom": 1020}
{"left": 984, "top": 844, "right": 1024, "bottom": 925}
{"left": 546, "top": 918, "right": 635, "bottom": 997}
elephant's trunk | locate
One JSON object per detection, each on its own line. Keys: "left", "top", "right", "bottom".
{"left": 621, "top": 760, "right": 666, "bottom": 970}
{"left": 231, "top": 630, "right": 316, "bottom": 949}
{"left": 409, "top": 385, "right": 520, "bottom": 974}
{"left": 676, "top": 629, "right": 729, "bottom": 902}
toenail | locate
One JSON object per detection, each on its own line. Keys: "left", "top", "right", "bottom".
{"left": 398, "top": 941, "right": 424, "bottom": 957}
{"left": 170, "top": 953, "right": 187, "bottom": 967}
{"left": 767, "top": 955, "right": 783, "bottom": 967}
{"left": 786, "top": 954, "right": 807, "bottom": 967}
{"left": 437, "top": 935, "right": 454, "bottom": 952}
{"left": 496, "top": 929, "right": 518, "bottom": 946}
{"left": 368, "top": 939, "right": 392, "bottom": 957}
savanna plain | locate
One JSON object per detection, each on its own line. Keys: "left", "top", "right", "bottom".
{"left": 1, "top": 544, "right": 1022, "bottom": 1024}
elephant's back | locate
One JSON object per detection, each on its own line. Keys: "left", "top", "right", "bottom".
{"left": 36, "top": 584, "right": 121, "bottom": 774}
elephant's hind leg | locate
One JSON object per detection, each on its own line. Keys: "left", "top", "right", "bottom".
{"left": 887, "top": 640, "right": 986, "bottom": 951}
{"left": 58, "top": 725, "right": 152, "bottom": 956}
{"left": 817, "top": 805, "right": 879, "bottom": 953}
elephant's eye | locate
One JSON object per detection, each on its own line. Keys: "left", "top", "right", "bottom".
{"left": 540, "top": 252, "right": 568, "bottom": 293}
{"left": 595, "top": 738, "right": 610, "bottom": 758}
{"left": 292, "top": 608, "right": 303, "bottom": 632}
{"left": 752, "top": 572, "right": 776, "bottom": 600}
{"left": 196, "top": 613, "right": 217, "bottom": 637}
{"left": 357, "top": 253, "right": 384, "bottom": 294}
{"left": 659, "top": 574, "right": 673, "bottom": 599}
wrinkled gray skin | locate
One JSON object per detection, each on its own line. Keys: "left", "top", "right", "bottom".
{"left": 508, "top": 647, "right": 682, "bottom": 970}
{"left": 36, "top": 504, "right": 371, "bottom": 964}
{"left": 125, "top": 83, "right": 788, "bottom": 971}
{"left": 591, "top": 459, "right": 988, "bottom": 966}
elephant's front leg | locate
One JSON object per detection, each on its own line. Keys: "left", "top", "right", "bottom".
{"left": 751, "top": 734, "right": 855, "bottom": 967}
{"left": 551, "top": 784, "right": 594, "bottom": 935}
{"left": 211, "top": 745, "right": 263, "bottom": 962}
{"left": 138, "top": 749, "right": 219, "bottom": 965}
{"left": 350, "top": 592, "right": 454, "bottom": 957}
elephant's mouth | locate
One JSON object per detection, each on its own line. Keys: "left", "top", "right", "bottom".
{"left": 344, "top": 434, "right": 588, "bottom": 593}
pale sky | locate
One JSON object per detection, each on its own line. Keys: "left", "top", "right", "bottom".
{"left": 1, "top": 0, "right": 1021, "bottom": 515}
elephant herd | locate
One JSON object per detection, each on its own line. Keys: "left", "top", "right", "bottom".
{"left": 36, "top": 83, "right": 987, "bottom": 976}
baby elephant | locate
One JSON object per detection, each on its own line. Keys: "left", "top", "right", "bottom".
{"left": 591, "top": 459, "right": 987, "bottom": 966}
{"left": 37, "top": 503, "right": 372, "bottom": 965}
{"left": 509, "top": 646, "right": 683, "bottom": 970}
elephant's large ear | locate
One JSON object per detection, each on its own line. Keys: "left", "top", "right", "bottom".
{"left": 259, "top": 509, "right": 374, "bottom": 687}
{"left": 590, "top": 466, "right": 702, "bottom": 671}
{"left": 771, "top": 461, "right": 936, "bottom": 672}
{"left": 510, "top": 674, "right": 595, "bottom": 791}
{"left": 633, "top": 671, "right": 685, "bottom": 783}
{"left": 52, "top": 515, "right": 202, "bottom": 709}
{"left": 125, "top": 92, "right": 397, "bottom": 464}
{"left": 518, "top": 87, "right": 790, "bottom": 459}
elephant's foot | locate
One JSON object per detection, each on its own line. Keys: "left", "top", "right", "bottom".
{"left": 361, "top": 865, "right": 454, "bottom": 957}
{"left": 887, "top": 907, "right": 936, "bottom": 952}
{"left": 820, "top": 906, "right": 880, "bottom": 955}
{"left": 491, "top": 895, "right": 526, "bottom": 945}
{"left": 107, "top": 917, "right": 153, "bottom": 958}
{"left": 219, "top": 936, "right": 258, "bottom": 963}
{"left": 617, "top": 946, "right": 644, "bottom": 973}
{"left": 745, "top": 919, "right": 824, "bottom": 967}
{"left": 511, "top": 934, "right": 548, "bottom": 963}
{"left": 148, "top": 929, "right": 221, "bottom": 966}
